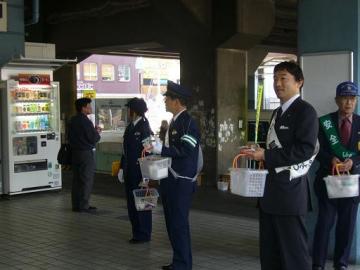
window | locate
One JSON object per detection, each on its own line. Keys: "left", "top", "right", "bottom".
{"left": 83, "top": 63, "right": 98, "bottom": 81}
{"left": 118, "top": 65, "right": 131, "bottom": 82}
{"left": 101, "top": 64, "right": 115, "bottom": 81}
{"left": 76, "top": 64, "right": 80, "bottom": 80}
{"left": 251, "top": 53, "right": 297, "bottom": 110}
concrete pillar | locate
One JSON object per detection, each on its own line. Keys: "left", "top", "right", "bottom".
{"left": 180, "top": 46, "right": 217, "bottom": 185}
{"left": 53, "top": 64, "right": 77, "bottom": 142}
{"left": 299, "top": 0, "right": 360, "bottom": 264}
{"left": 215, "top": 0, "right": 275, "bottom": 177}
{"left": 0, "top": 0, "right": 24, "bottom": 66}
{"left": 216, "top": 49, "right": 247, "bottom": 175}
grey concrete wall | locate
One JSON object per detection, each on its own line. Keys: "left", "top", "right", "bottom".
{"left": 216, "top": 49, "right": 247, "bottom": 176}
{"left": 181, "top": 46, "right": 217, "bottom": 185}
{"left": 0, "top": 0, "right": 24, "bottom": 67}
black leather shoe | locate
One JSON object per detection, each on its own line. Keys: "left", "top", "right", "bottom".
{"left": 128, "top": 238, "right": 150, "bottom": 244}
{"left": 161, "top": 264, "right": 173, "bottom": 270}
{"left": 78, "top": 206, "right": 97, "bottom": 213}
{"left": 312, "top": 266, "right": 323, "bottom": 270}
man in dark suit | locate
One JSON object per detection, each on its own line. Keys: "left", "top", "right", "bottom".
{"left": 151, "top": 81, "right": 200, "bottom": 270}
{"left": 243, "top": 61, "right": 318, "bottom": 270}
{"left": 312, "top": 81, "right": 360, "bottom": 270}
{"left": 69, "top": 98, "right": 101, "bottom": 213}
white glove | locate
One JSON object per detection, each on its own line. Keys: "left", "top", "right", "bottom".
{"left": 117, "top": 169, "right": 124, "bottom": 183}
{"left": 152, "top": 141, "right": 163, "bottom": 155}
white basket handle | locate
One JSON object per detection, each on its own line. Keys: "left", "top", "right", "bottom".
{"left": 232, "top": 153, "right": 264, "bottom": 169}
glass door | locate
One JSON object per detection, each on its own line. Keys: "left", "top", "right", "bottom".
{"left": 9, "top": 83, "right": 59, "bottom": 134}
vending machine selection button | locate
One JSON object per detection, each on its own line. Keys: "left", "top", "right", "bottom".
{"left": 41, "top": 141, "right": 47, "bottom": 147}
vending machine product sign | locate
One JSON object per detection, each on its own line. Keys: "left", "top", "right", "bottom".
{"left": 1, "top": 75, "right": 61, "bottom": 194}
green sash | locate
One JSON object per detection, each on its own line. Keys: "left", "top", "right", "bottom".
{"left": 319, "top": 114, "right": 356, "bottom": 159}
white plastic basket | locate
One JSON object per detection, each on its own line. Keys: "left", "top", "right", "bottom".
{"left": 229, "top": 153, "right": 268, "bottom": 197}
{"left": 138, "top": 156, "right": 172, "bottom": 180}
{"left": 324, "top": 174, "right": 359, "bottom": 199}
{"left": 217, "top": 181, "right": 229, "bottom": 191}
{"left": 230, "top": 168, "right": 268, "bottom": 197}
{"left": 133, "top": 188, "right": 159, "bottom": 211}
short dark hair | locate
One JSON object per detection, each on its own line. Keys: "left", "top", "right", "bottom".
{"left": 75, "top": 98, "right": 92, "bottom": 113}
{"left": 274, "top": 61, "right": 304, "bottom": 83}
{"left": 166, "top": 93, "right": 188, "bottom": 107}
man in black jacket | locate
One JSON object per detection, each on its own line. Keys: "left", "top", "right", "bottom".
{"left": 312, "top": 81, "right": 360, "bottom": 270}
{"left": 69, "top": 98, "right": 101, "bottom": 213}
{"left": 243, "top": 61, "right": 318, "bottom": 270}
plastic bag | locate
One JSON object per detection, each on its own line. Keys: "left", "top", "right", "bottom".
{"left": 117, "top": 169, "right": 124, "bottom": 183}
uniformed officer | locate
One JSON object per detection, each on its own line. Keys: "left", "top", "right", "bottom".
{"left": 119, "top": 98, "right": 152, "bottom": 244}
{"left": 313, "top": 81, "right": 360, "bottom": 270}
{"left": 151, "top": 81, "right": 200, "bottom": 270}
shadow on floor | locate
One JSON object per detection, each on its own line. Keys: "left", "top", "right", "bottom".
{"left": 62, "top": 170, "right": 259, "bottom": 219}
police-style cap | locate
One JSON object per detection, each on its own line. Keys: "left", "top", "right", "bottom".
{"left": 163, "top": 80, "right": 191, "bottom": 98}
{"left": 126, "top": 97, "right": 148, "bottom": 114}
{"left": 336, "top": 81, "right": 359, "bottom": 96}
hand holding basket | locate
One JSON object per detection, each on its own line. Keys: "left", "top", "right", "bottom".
{"left": 323, "top": 163, "right": 359, "bottom": 199}
{"left": 230, "top": 153, "right": 268, "bottom": 197}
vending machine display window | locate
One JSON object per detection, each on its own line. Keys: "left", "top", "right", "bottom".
{"left": 10, "top": 85, "right": 59, "bottom": 134}
{"left": 13, "top": 136, "right": 37, "bottom": 156}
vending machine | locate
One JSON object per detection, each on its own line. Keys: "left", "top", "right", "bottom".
{"left": 0, "top": 73, "right": 61, "bottom": 194}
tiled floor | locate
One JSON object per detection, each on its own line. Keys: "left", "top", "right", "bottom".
{"left": 0, "top": 172, "right": 358, "bottom": 270}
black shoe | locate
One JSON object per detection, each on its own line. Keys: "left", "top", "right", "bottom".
{"left": 128, "top": 238, "right": 150, "bottom": 244}
{"left": 334, "top": 266, "right": 347, "bottom": 270}
{"left": 79, "top": 206, "right": 97, "bottom": 213}
{"left": 161, "top": 264, "right": 173, "bottom": 270}
{"left": 312, "top": 266, "right": 323, "bottom": 270}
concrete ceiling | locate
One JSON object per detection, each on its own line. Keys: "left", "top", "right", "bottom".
{"left": 25, "top": 0, "right": 298, "bottom": 58}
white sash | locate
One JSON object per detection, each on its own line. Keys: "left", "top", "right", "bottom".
{"left": 266, "top": 110, "right": 319, "bottom": 180}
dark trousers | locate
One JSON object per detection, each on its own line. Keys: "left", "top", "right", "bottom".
{"left": 160, "top": 176, "right": 195, "bottom": 270}
{"left": 312, "top": 197, "right": 358, "bottom": 268}
{"left": 71, "top": 150, "right": 95, "bottom": 210}
{"left": 125, "top": 182, "right": 152, "bottom": 241}
{"left": 259, "top": 210, "right": 311, "bottom": 270}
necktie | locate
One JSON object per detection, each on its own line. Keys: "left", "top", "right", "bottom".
{"left": 276, "top": 107, "right": 283, "bottom": 120}
{"left": 340, "top": 118, "right": 351, "bottom": 146}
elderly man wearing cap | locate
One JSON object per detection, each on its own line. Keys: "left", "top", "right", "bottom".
{"left": 312, "top": 81, "right": 360, "bottom": 270}
{"left": 119, "top": 97, "right": 153, "bottom": 244}
{"left": 151, "top": 81, "right": 200, "bottom": 270}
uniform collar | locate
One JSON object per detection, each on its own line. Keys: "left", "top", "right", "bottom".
{"left": 173, "top": 109, "right": 186, "bottom": 122}
{"left": 132, "top": 116, "right": 142, "bottom": 127}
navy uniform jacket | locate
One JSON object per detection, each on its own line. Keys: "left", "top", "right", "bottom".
{"left": 121, "top": 118, "right": 151, "bottom": 183}
{"left": 314, "top": 112, "right": 360, "bottom": 202}
{"left": 161, "top": 111, "right": 200, "bottom": 179}
{"left": 260, "top": 97, "right": 318, "bottom": 215}
{"left": 69, "top": 113, "right": 100, "bottom": 150}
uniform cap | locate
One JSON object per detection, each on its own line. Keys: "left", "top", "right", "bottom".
{"left": 336, "top": 81, "right": 359, "bottom": 96}
{"left": 126, "top": 98, "right": 148, "bottom": 114}
{"left": 163, "top": 80, "right": 191, "bottom": 98}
